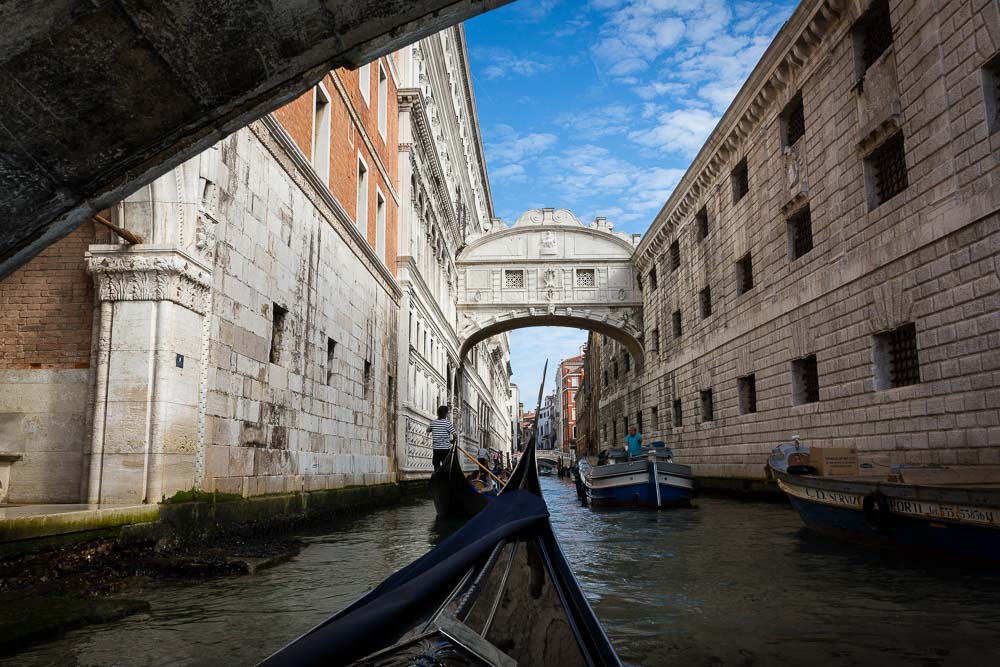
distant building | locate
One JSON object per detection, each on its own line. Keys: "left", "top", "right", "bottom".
{"left": 575, "top": 332, "right": 602, "bottom": 456}
{"left": 537, "top": 393, "right": 557, "bottom": 450}
{"left": 557, "top": 349, "right": 585, "bottom": 454}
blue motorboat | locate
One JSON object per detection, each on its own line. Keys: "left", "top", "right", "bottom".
{"left": 583, "top": 447, "right": 696, "bottom": 509}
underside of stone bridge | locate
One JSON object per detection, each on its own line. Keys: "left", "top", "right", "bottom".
{"left": 456, "top": 208, "right": 645, "bottom": 368}
{"left": 0, "top": 0, "right": 512, "bottom": 279}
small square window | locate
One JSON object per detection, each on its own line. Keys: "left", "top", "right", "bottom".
{"left": 738, "top": 374, "right": 757, "bottom": 415}
{"left": 783, "top": 93, "right": 805, "bottom": 147}
{"left": 672, "top": 310, "right": 682, "bottom": 339}
{"left": 866, "top": 132, "right": 908, "bottom": 208}
{"left": 791, "top": 354, "right": 820, "bottom": 405}
{"left": 699, "top": 286, "right": 712, "bottom": 319}
{"left": 732, "top": 158, "right": 749, "bottom": 202}
{"left": 648, "top": 267, "right": 658, "bottom": 289}
{"left": 788, "top": 205, "right": 814, "bottom": 261}
{"left": 874, "top": 323, "right": 920, "bottom": 390}
{"left": 736, "top": 253, "right": 754, "bottom": 295}
{"left": 576, "top": 268, "right": 596, "bottom": 288}
{"left": 700, "top": 389, "right": 714, "bottom": 422}
{"left": 504, "top": 269, "right": 525, "bottom": 289}
{"left": 854, "top": 0, "right": 893, "bottom": 75}
{"left": 696, "top": 206, "right": 709, "bottom": 241}
{"left": 669, "top": 240, "right": 681, "bottom": 272}
{"left": 672, "top": 399, "right": 683, "bottom": 427}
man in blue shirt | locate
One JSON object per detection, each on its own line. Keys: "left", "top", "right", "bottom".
{"left": 625, "top": 425, "right": 643, "bottom": 458}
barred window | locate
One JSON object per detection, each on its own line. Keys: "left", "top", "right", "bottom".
{"left": 669, "top": 240, "right": 681, "bottom": 272}
{"left": 783, "top": 93, "right": 805, "bottom": 147}
{"left": 700, "top": 389, "right": 714, "bottom": 422}
{"left": 648, "top": 267, "right": 658, "bottom": 289}
{"left": 504, "top": 269, "right": 525, "bottom": 289}
{"left": 673, "top": 399, "right": 683, "bottom": 427}
{"left": 874, "top": 323, "right": 920, "bottom": 389}
{"left": 736, "top": 253, "right": 754, "bottom": 295}
{"left": 699, "top": 286, "right": 712, "bottom": 319}
{"left": 792, "top": 355, "right": 820, "bottom": 405}
{"left": 738, "top": 374, "right": 757, "bottom": 415}
{"left": 732, "top": 158, "right": 749, "bottom": 202}
{"left": 696, "top": 206, "right": 709, "bottom": 241}
{"left": 672, "top": 309, "right": 682, "bottom": 338}
{"left": 867, "top": 132, "right": 908, "bottom": 207}
{"left": 576, "top": 268, "right": 596, "bottom": 287}
{"left": 856, "top": 0, "right": 893, "bottom": 74}
{"left": 788, "top": 205, "right": 814, "bottom": 260}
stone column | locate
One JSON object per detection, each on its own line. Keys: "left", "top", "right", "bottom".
{"left": 85, "top": 245, "right": 211, "bottom": 503}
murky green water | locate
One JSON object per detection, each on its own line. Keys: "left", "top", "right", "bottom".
{"left": 7, "top": 477, "right": 1000, "bottom": 666}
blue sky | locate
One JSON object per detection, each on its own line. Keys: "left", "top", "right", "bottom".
{"left": 464, "top": 0, "right": 797, "bottom": 401}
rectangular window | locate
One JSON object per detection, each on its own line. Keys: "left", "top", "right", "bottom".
{"left": 375, "top": 189, "right": 386, "bottom": 262}
{"left": 736, "top": 253, "right": 754, "bottom": 295}
{"left": 672, "top": 309, "right": 682, "bottom": 339}
{"left": 854, "top": 0, "right": 892, "bottom": 75}
{"left": 983, "top": 54, "right": 1000, "bottom": 134}
{"left": 696, "top": 206, "right": 709, "bottom": 241}
{"left": 358, "top": 62, "right": 371, "bottom": 104}
{"left": 363, "top": 359, "right": 373, "bottom": 397}
{"left": 699, "top": 286, "right": 712, "bottom": 319}
{"left": 326, "top": 338, "right": 337, "bottom": 385}
{"left": 623, "top": 351, "right": 630, "bottom": 373}
{"left": 356, "top": 156, "right": 369, "bottom": 229}
{"left": 651, "top": 406, "right": 659, "bottom": 430}
{"left": 669, "top": 240, "right": 681, "bottom": 273}
{"left": 613, "top": 360, "right": 619, "bottom": 380}
{"left": 672, "top": 399, "right": 683, "bottom": 427}
{"left": 874, "top": 323, "right": 920, "bottom": 390}
{"left": 504, "top": 269, "right": 525, "bottom": 289}
{"left": 603, "top": 370, "right": 609, "bottom": 387}
{"left": 637, "top": 411, "right": 643, "bottom": 434}
{"left": 738, "top": 374, "right": 757, "bottom": 415}
{"left": 377, "top": 63, "right": 388, "bottom": 139}
{"left": 576, "top": 268, "right": 596, "bottom": 287}
{"left": 651, "top": 328, "right": 660, "bottom": 353}
{"left": 649, "top": 267, "right": 658, "bottom": 289}
{"left": 602, "top": 424, "right": 607, "bottom": 441}
{"left": 269, "top": 304, "right": 288, "bottom": 364}
{"left": 782, "top": 93, "right": 805, "bottom": 147}
{"left": 792, "top": 354, "right": 819, "bottom": 405}
{"left": 866, "top": 132, "right": 908, "bottom": 208}
{"left": 787, "top": 205, "right": 814, "bottom": 261}
{"left": 312, "top": 85, "right": 331, "bottom": 185}
{"left": 700, "top": 389, "right": 714, "bottom": 422}
{"left": 732, "top": 158, "right": 749, "bottom": 202}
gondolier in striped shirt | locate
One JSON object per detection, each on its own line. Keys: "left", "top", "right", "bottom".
{"left": 427, "top": 405, "right": 456, "bottom": 471}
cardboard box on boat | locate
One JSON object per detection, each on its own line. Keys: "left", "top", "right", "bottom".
{"left": 810, "top": 447, "right": 858, "bottom": 476}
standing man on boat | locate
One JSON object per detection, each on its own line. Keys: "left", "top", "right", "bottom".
{"left": 427, "top": 405, "right": 456, "bottom": 471}
{"left": 625, "top": 425, "right": 643, "bottom": 459}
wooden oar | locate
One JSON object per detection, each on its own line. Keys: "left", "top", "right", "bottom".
{"left": 457, "top": 445, "right": 504, "bottom": 486}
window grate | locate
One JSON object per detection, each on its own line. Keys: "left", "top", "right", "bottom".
{"left": 672, "top": 310, "right": 682, "bottom": 338}
{"left": 797, "top": 355, "right": 820, "bottom": 403}
{"left": 870, "top": 132, "right": 908, "bottom": 205}
{"left": 887, "top": 323, "right": 920, "bottom": 387}
{"left": 784, "top": 95, "right": 805, "bottom": 146}
{"left": 732, "top": 158, "right": 749, "bottom": 202}
{"left": 669, "top": 240, "right": 681, "bottom": 272}
{"left": 736, "top": 253, "right": 754, "bottom": 295}
{"left": 696, "top": 207, "right": 709, "bottom": 241}
{"left": 700, "top": 389, "right": 714, "bottom": 422}
{"left": 673, "top": 399, "right": 683, "bottom": 427}
{"left": 576, "top": 268, "right": 595, "bottom": 288}
{"left": 699, "top": 286, "right": 712, "bottom": 319}
{"left": 859, "top": 0, "right": 892, "bottom": 72}
{"left": 738, "top": 375, "right": 757, "bottom": 414}
{"left": 504, "top": 269, "right": 525, "bottom": 289}
{"left": 788, "top": 205, "right": 814, "bottom": 260}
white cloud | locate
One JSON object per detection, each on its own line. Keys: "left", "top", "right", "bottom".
{"left": 486, "top": 125, "right": 559, "bottom": 165}
{"left": 554, "top": 104, "right": 631, "bottom": 139}
{"left": 492, "top": 164, "right": 528, "bottom": 182}
{"left": 629, "top": 108, "right": 720, "bottom": 156}
{"left": 474, "top": 47, "right": 553, "bottom": 80}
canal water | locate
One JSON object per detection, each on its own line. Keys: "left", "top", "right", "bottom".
{"left": 7, "top": 477, "right": 1000, "bottom": 666}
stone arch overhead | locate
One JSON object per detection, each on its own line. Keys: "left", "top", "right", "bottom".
{"left": 456, "top": 207, "right": 644, "bottom": 367}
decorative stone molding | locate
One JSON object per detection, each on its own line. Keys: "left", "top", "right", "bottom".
{"left": 734, "top": 345, "right": 753, "bottom": 379}
{"left": 867, "top": 277, "right": 914, "bottom": 333}
{"left": 86, "top": 245, "right": 213, "bottom": 314}
{"left": 856, "top": 49, "right": 903, "bottom": 152}
{"left": 781, "top": 139, "right": 809, "bottom": 210}
{"left": 788, "top": 318, "right": 815, "bottom": 359}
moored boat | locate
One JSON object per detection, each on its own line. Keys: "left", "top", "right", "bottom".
{"left": 584, "top": 447, "right": 696, "bottom": 509}
{"left": 768, "top": 441, "right": 1000, "bottom": 561}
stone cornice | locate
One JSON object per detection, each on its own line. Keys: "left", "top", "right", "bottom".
{"left": 86, "top": 244, "right": 212, "bottom": 314}
{"left": 635, "top": 0, "right": 849, "bottom": 270}
{"left": 453, "top": 24, "right": 495, "bottom": 219}
{"left": 398, "top": 256, "right": 462, "bottom": 354}
{"left": 257, "top": 115, "right": 402, "bottom": 301}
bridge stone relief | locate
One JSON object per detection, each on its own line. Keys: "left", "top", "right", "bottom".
{"left": 456, "top": 208, "right": 645, "bottom": 366}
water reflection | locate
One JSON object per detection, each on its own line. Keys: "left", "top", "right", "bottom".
{"left": 6, "top": 478, "right": 1000, "bottom": 666}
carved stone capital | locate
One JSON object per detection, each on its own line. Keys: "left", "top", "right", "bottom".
{"left": 86, "top": 245, "right": 213, "bottom": 314}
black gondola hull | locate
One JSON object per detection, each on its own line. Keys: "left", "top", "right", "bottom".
{"left": 430, "top": 445, "right": 492, "bottom": 519}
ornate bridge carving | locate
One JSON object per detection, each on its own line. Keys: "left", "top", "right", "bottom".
{"left": 456, "top": 208, "right": 644, "bottom": 366}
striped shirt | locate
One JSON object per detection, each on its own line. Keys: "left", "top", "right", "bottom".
{"left": 427, "top": 418, "right": 456, "bottom": 449}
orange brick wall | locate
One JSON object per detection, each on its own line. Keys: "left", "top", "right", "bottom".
{"left": 0, "top": 222, "right": 95, "bottom": 369}
{"left": 274, "top": 57, "right": 400, "bottom": 276}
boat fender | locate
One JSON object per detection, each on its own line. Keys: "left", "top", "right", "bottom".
{"left": 862, "top": 490, "right": 892, "bottom": 531}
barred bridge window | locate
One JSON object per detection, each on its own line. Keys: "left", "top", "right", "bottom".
{"left": 857, "top": 0, "right": 893, "bottom": 73}
{"left": 868, "top": 132, "right": 908, "bottom": 207}
{"left": 504, "top": 269, "right": 524, "bottom": 289}
{"left": 576, "top": 268, "right": 596, "bottom": 288}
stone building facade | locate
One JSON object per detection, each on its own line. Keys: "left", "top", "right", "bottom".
{"left": 557, "top": 351, "right": 585, "bottom": 453}
{"left": 597, "top": 0, "right": 1000, "bottom": 481}
{"left": 0, "top": 28, "right": 513, "bottom": 504}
